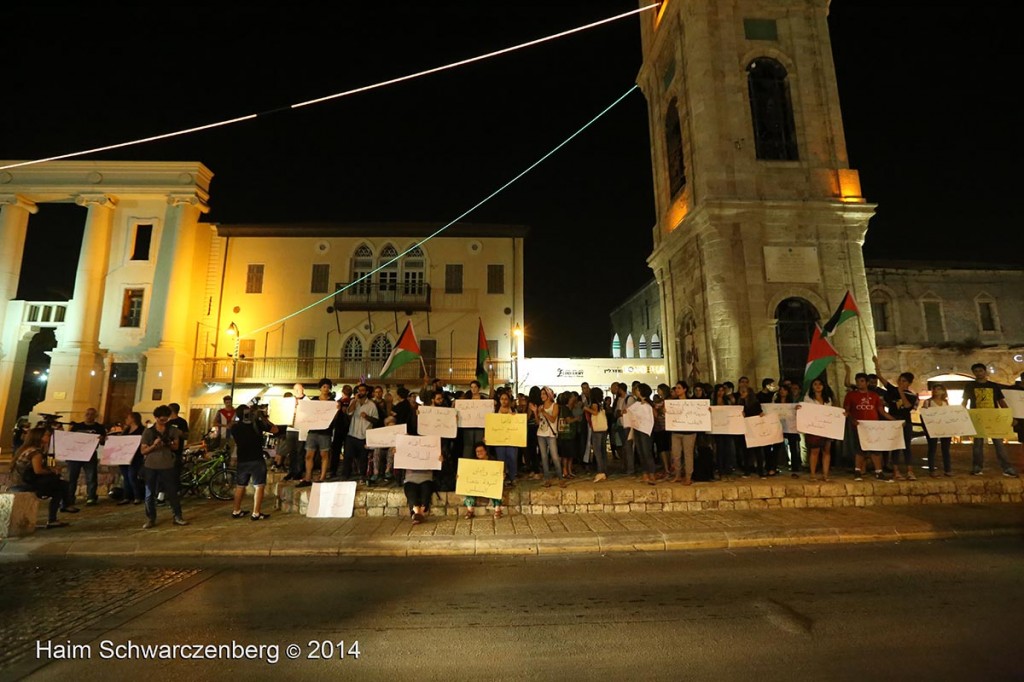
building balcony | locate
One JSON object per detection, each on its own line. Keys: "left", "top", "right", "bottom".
{"left": 332, "top": 282, "right": 431, "bottom": 312}
{"left": 193, "top": 356, "right": 512, "bottom": 387}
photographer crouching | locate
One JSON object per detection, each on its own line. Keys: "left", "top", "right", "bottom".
{"left": 230, "top": 402, "right": 278, "bottom": 521}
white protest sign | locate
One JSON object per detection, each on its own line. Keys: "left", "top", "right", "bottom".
{"left": 294, "top": 399, "right": 338, "bottom": 440}
{"left": 455, "top": 399, "right": 493, "bottom": 429}
{"left": 762, "top": 403, "right": 798, "bottom": 434}
{"left": 100, "top": 435, "right": 141, "bottom": 466}
{"left": 796, "top": 402, "right": 846, "bottom": 441}
{"left": 665, "top": 399, "right": 711, "bottom": 432}
{"left": 919, "top": 405, "right": 977, "bottom": 438}
{"left": 53, "top": 430, "right": 101, "bottom": 462}
{"left": 306, "top": 480, "right": 357, "bottom": 518}
{"left": 1003, "top": 389, "right": 1024, "bottom": 419}
{"left": 417, "top": 406, "right": 458, "bottom": 438}
{"left": 627, "top": 401, "right": 654, "bottom": 436}
{"left": 744, "top": 413, "right": 784, "bottom": 448}
{"left": 366, "top": 423, "right": 407, "bottom": 449}
{"left": 856, "top": 420, "right": 906, "bottom": 451}
{"left": 267, "top": 397, "right": 296, "bottom": 426}
{"left": 711, "top": 406, "right": 745, "bottom": 435}
{"left": 395, "top": 434, "right": 443, "bottom": 470}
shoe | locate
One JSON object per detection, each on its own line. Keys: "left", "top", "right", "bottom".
{"left": 808, "top": 476, "right": 817, "bottom": 482}
{"left": 46, "top": 521, "right": 69, "bottom": 528}
{"left": 971, "top": 469, "right": 983, "bottom": 476}
{"left": 876, "top": 471, "right": 892, "bottom": 483}
{"left": 930, "top": 472, "right": 939, "bottom": 478}
{"left": 854, "top": 470, "right": 863, "bottom": 482}
{"left": 593, "top": 473, "right": 607, "bottom": 483}
{"left": 791, "top": 473, "right": 800, "bottom": 479}
{"left": 494, "top": 508, "right": 503, "bottom": 519}
{"left": 143, "top": 519, "right": 155, "bottom": 529}
{"left": 251, "top": 513, "right": 270, "bottom": 521}
{"left": 61, "top": 506, "right": 80, "bottom": 514}
{"left": 543, "top": 480, "right": 551, "bottom": 488}
{"left": 559, "top": 479, "right": 569, "bottom": 488}
{"left": 86, "top": 498, "right": 98, "bottom": 506}
{"left": 464, "top": 509, "right": 474, "bottom": 520}
{"left": 1003, "top": 470, "right": 1019, "bottom": 478}
{"left": 231, "top": 510, "right": 248, "bottom": 519}
{"left": 906, "top": 473, "right": 917, "bottom": 481}
{"left": 369, "top": 475, "right": 379, "bottom": 484}
{"left": 131, "top": 499, "right": 142, "bottom": 505}
{"left": 172, "top": 517, "right": 188, "bottom": 526}
{"left": 944, "top": 471, "right": 953, "bottom": 477}
{"left": 295, "top": 480, "right": 312, "bottom": 488}
{"left": 412, "top": 513, "right": 424, "bottom": 525}
{"left": 893, "top": 472, "right": 904, "bottom": 480}
{"left": 117, "top": 499, "right": 131, "bottom": 506}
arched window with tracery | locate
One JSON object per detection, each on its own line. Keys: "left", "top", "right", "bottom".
{"left": 403, "top": 245, "right": 426, "bottom": 296}
{"left": 350, "top": 243, "right": 374, "bottom": 295}
{"left": 370, "top": 334, "right": 393, "bottom": 362}
{"left": 342, "top": 335, "right": 363, "bottom": 378}
{"left": 746, "top": 57, "right": 799, "bottom": 161}
{"left": 378, "top": 244, "right": 399, "bottom": 296}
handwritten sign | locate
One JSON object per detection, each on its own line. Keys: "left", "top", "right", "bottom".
{"left": 968, "top": 408, "right": 1015, "bottom": 439}
{"left": 395, "top": 434, "right": 443, "bottom": 470}
{"left": 919, "top": 405, "right": 977, "bottom": 438}
{"left": 485, "top": 413, "right": 527, "bottom": 447}
{"left": 455, "top": 458, "right": 504, "bottom": 500}
{"left": 53, "top": 430, "right": 101, "bottom": 462}
{"left": 455, "top": 399, "right": 493, "bottom": 429}
{"left": 762, "top": 403, "right": 798, "bottom": 434}
{"left": 306, "top": 480, "right": 357, "bottom": 518}
{"left": 711, "top": 406, "right": 745, "bottom": 435}
{"left": 744, "top": 413, "right": 784, "bottom": 448}
{"left": 366, "top": 423, "right": 407, "bottom": 449}
{"left": 417, "top": 406, "right": 458, "bottom": 439}
{"left": 627, "top": 401, "right": 654, "bottom": 435}
{"left": 294, "top": 399, "right": 338, "bottom": 440}
{"left": 100, "top": 435, "right": 142, "bottom": 466}
{"left": 620, "top": 408, "right": 636, "bottom": 430}
{"left": 856, "top": 420, "right": 906, "bottom": 451}
{"left": 665, "top": 399, "right": 711, "bottom": 432}
{"left": 267, "top": 397, "right": 296, "bottom": 427}
{"left": 1002, "top": 390, "right": 1024, "bottom": 419}
{"left": 796, "top": 402, "right": 846, "bottom": 441}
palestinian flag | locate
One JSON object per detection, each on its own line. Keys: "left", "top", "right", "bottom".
{"left": 475, "top": 319, "right": 490, "bottom": 389}
{"left": 821, "top": 290, "right": 859, "bottom": 338}
{"left": 379, "top": 321, "right": 421, "bottom": 379}
{"left": 803, "top": 324, "right": 838, "bottom": 388}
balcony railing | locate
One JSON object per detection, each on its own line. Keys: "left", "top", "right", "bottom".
{"left": 332, "top": 282, "right": 431, "bottom": 312}
{"left": 193, "top": 356, "right": 512, "bottom": 387}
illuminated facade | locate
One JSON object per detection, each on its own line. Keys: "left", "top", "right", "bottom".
{"left": 0, "top": 161, "right": 525, "bottom": 445}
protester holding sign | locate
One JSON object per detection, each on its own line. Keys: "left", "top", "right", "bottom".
{"left": 458, "top": 380, "right": 489, "bottom": 459}
{"left": 460, "top": 442, "right": 505, "bottom": 519}
{"left": 962, "top": 362, "right": 1018, "bottom": 478}
{"left": 711, "top": 384, "right": 738, "bottom": 480}
{"left": 800, "top": 379, "right": 837, "bottom": 481}
{"left": 737, "top": 386, "right": 768, "bottom": 478}
{"left": 842, "top": 371, "right": 895, "bottom": 482}
{"left": 67, "top": 407, "right": 106, "bottom": 507}
{"left": 116, "top": 411, "right": 146, "bottom": 505}
{"left": 920, "top": 385, "right": 953, "bottom": 477}
{"left": 11, "top": 427, "right": 76, "bottom": 526}
{"left": 493, "top": 391, "right": 519, "bottom": 487}
{"left": 875, "top": 359, "right": 920, "bottom": 481}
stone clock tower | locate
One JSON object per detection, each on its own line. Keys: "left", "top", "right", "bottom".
{"left": 639, "top": 0, "right": 877, "bottom": 386}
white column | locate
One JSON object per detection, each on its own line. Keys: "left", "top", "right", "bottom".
{"left": 59, "top": 194, "right": 116, "bottom": 351}
{"left": 0, "top": 194, "right": 37, "bottom": 344}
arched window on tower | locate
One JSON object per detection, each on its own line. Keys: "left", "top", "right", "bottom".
{"left": 664, "top": 99, "right": 687, "bottom": 196}
{"left": 746, "top": 58, "right": 799, "bottom": 161}
{"left": 775, "top": 298, "right": 819, "bottom": 384}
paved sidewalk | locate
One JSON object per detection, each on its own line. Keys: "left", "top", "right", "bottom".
{"left": 1, "top": 496, "right": 1020, "bottom": 559}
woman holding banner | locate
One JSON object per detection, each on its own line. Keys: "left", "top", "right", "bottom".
{"left": 493, "top": 391, "right": 519, "bottom": 487}
{"left": 11, "top": 427, "right": 77, "bottom": 526}
{"left": 801, "top": 378, "right": 836, "bottom": 481}
{"left": 920, "top": 384, "right": 953, "bottom": 477}
{"left": 117, "top": 412, "right": 146, "bottom": 505}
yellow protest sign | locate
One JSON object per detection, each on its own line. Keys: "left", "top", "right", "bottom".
{"left": 484, "top": 413, "right": 527, "bottom": 447}
{"left": 455, "top": 458, "right": 505, "bottom": 500}
{"left": 968, "top": 408, "right": 1015, "bottom": 439}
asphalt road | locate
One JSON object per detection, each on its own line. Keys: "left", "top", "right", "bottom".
{"left": 3, "top": 538, "right": 1021, "bottom": 681}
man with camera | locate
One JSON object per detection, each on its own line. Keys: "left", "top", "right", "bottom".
{"left": 140, "top": 405, "right": 187, "bottom": 528}
{"left": 230, "top": 402, "right": 278, "bottom": 520}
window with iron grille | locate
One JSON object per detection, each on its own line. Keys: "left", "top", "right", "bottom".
{"left": 351, "top": 244, "right": 373, "bottom": 295}
{"left": 121, "top": 289, "right": 145, "bottom": 327}
{"left": 445, "top": 264, "right": 463, "bottom": 294}
{"left": 370, "top": 334, "right": 392, "bottom": 361}
{"left": 311, "top": 263, "right": 330, "bottom": 293}
{"left": 246, "top": 264, "right": 264, "bottom": 294}
{"left": 487, "top": 264, "right": 505, "bottom": 294}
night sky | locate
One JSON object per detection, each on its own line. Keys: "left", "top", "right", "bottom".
{"left": 4, "top": 2, "right": 1020, "bottom": 358}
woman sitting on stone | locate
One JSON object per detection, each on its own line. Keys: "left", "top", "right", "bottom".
{"left": 11, "top": 427, "right": 77, "bottom": 527}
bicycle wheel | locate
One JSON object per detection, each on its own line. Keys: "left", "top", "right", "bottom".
{"left": 209, "top": 469, "right": 236, "bottom": 500}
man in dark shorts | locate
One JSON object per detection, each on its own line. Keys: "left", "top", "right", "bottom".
{"left": 229, "top": 404, "right": 279, "bottom": 520}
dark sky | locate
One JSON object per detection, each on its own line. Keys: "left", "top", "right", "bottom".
{"left": 4, "top": 2, "right": 1020, "bottom": 357}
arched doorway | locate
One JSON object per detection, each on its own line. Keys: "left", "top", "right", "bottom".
{"left": 775, "top": 298, "right": 819, "bottom": 383}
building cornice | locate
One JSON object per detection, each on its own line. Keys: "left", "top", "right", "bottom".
{"left": 215, "top": 222, "right": 530, "bottom": 239}
{"left": 0, "top": 160, "right": 213, "bottom": 204}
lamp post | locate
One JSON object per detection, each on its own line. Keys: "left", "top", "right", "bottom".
{"left": 511, "top": 323, "right": 522, "bottom": 397}
{"left": 226, "top": 321, "right": 240, "bottom": 403}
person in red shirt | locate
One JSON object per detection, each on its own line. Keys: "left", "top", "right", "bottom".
{"left": 843, "top": 372, "right": 895, "bottom": 481}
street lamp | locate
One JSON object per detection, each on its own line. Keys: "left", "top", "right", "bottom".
{"left": 226, "top": 321, "right": 240, "bottom": 402}
{"left": 511, "top": 323, "right": 522, "bottom": 397}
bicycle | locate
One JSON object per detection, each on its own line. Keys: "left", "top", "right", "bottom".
{"left": 179, "top": 441, "right": 236, "bottom": 500}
